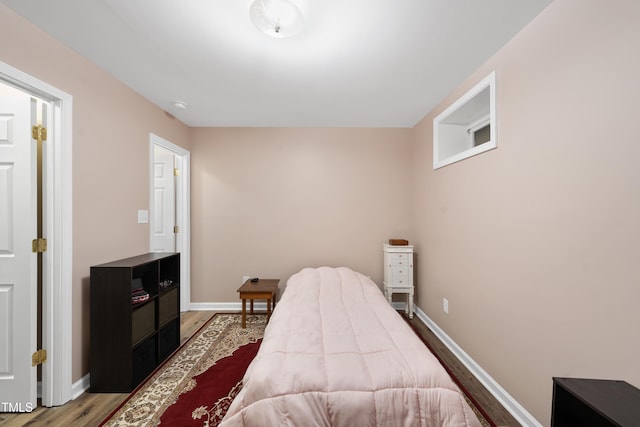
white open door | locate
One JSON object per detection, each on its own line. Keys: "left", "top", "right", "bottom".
{"left": 149, "top": 134, "right": 191, "bottom": 312}
{"left": 0, "top": 86, "right": 37, "bottom": 412}
{"left": 151, "top": 144, "right": 177, "bottom": 252}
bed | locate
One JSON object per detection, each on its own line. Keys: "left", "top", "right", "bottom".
{"left": 220, "top": 266, "right": 481, "bottom": 426}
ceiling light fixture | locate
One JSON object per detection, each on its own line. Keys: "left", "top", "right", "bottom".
{"left": 249, "top": 0, "right": 305, "bottom": 38}
{"left": 172, "top": 100, "right": 187, "bottom": 110}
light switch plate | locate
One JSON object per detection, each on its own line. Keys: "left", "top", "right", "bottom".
{"left": 137, "top": 210, "right": 149, "bottom": 224}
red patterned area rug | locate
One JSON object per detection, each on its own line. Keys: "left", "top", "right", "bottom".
{"left": 99, "top": 313, "right": 266, "bottom": 427}
{"left": 101, "top": 312, "right": 491, "bottom": 426}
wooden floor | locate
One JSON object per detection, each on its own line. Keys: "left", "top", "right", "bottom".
{"left": 405, "top": 314, "right": 520, "bottom": 427}
{"left": 0, "top": 311, "right": 213, "bottom": 427}
{"left": 0, "top": 311, "right": 519, "bottom": 427}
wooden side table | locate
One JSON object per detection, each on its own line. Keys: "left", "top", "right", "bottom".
{"left": 237, "top": 279, "right": 280, "bottom": 328}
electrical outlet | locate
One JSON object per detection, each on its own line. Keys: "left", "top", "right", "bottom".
{"left": 242, "top": 276, "right": 251, "bottom": 284}
{"left": 443, "top": 298, "right": 449, "bottom": 314}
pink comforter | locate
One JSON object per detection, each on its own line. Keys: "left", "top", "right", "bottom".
{"left": 220, "top": 267, "right": 481, "bottom": 426}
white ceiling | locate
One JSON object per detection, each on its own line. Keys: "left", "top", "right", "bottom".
{"left": 1, "top": 0, "right": 551, "bottom": 127}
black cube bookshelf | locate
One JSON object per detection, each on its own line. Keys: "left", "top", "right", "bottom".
{"left": 90, "top": 252, "right": 180, "bottom": 392}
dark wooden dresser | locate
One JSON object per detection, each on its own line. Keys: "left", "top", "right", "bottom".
{"left": 552, "top": 377, "right": 640, "bottom": 426}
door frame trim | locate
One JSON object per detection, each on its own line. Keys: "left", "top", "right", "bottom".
{"left": 0, "top": 61, "right": 73, "bottom": 407}
{"left": 149, "top": 133, "right": 191, "bottom": 311}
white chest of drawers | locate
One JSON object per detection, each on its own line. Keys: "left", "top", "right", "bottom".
{"left": 383, "top": 244, "right": 414, "bottom": 318}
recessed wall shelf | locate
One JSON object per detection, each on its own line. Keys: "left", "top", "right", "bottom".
{"left": 433, "top": 71, "right": 496, "bottom": 169}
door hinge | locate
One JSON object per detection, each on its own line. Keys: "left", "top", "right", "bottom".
{"left": 173, "top": 225, "right": 179, "bottom": 234}
{"left": 173, "top": 168, "right": 180, "bottom": 177}
{"left": 32, "top": 238, "right": 47, "bottom": 253}
{"left": 32, "top": 125, "right": 47, "bottom": 142}
{"left": 32, "top": 349, "right": 47, "bottom": 367}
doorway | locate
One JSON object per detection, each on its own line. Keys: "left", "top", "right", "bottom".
{"left": 0, "top": 61, "right": 73, "bottom": 408}
{"left": 149, "top": 133, "right": 191, "bottom": 312}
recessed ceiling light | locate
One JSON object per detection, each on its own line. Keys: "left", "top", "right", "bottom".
{"left": 172, "top": 100, "right": 187, "bottom": 110}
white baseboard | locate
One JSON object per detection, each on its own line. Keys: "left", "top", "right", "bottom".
{"left": 413, "top": 306, "right": 542, "bottom": 427}
{"left": 190, "top": 302, "right": 269, "bottom": 312}
{"left": 71, "top": 374, "right": 90, "bottom": 400}
{"left": 39, "top": 374, "right": 88, "bottom": 403}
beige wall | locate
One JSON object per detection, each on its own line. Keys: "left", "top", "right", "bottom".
{"left": 190, "top": 127, "right": 413, "bottom": 302}
{"left": 0, "top": 5, "right": 190, "bottom": 381}
{"left": 3, "top": 0, "right": 639, "bottom": 423}
{"left": 411, "top": 0, "right": 640, "bottom": 423}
